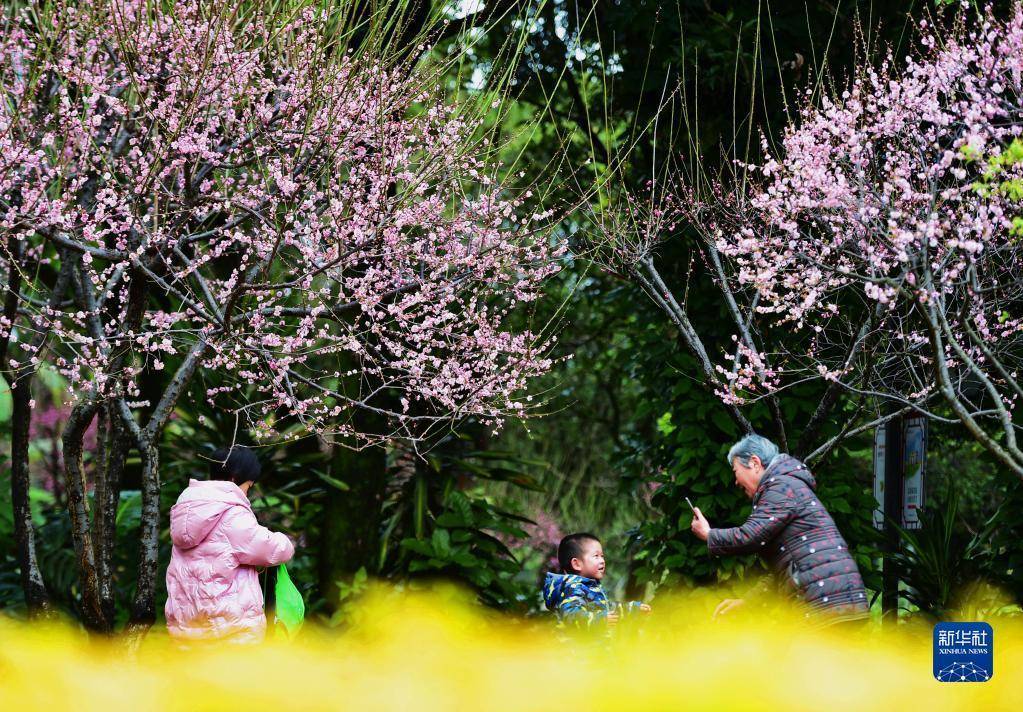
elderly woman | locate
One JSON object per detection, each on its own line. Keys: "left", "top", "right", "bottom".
{"left": 689, "top": 434, "right": 869, "bottom": 622}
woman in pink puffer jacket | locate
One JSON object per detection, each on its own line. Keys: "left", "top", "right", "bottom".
{"left": 165, "top": 446, "right": 294, "bottom": 644}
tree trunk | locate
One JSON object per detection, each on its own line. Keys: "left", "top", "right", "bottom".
{"left": 63, "top": 398, "right": 109, "bottom": 631}
{"left": 4, "top": 231, "right": 51, "bottom": 614}
{"left": 129, "top": 440, "right": 161, "bottom": 627}
{"left": 9, "top": 366, "right": 52, "bottom": 615}
{"left": 92, "top": 403, "right": 131, "bottom": 626}
{"left": 3, "top": 253, "right": 74, "bottom": 615}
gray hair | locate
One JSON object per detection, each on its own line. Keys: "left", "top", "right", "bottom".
{"left": 726, "top": 434, "right": 780, "bottom": 468}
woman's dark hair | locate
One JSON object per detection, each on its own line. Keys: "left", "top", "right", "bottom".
{"left": 557, "top": 532, "right": 600, "bottom": 574}
{"left": 208, "top": 446, "right": 262, "bottom": 484}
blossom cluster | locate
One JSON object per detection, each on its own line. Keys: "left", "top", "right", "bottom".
{"left": 695, "top": 4, "right": 1023, "bottom": 407}
{"left": 0, "top": 1, "right": 563, "bottom": 443}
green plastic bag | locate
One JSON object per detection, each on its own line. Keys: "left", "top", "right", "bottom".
{"left": 273, "top": 564, "right": 305, "bottom": 639}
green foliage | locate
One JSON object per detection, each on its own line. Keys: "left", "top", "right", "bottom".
{"left": 382, "top": 436, "right": 537, "bottom": 609}
{"left": 0, "top": 455, "right": 11, "bottom": 546}
{"left": 970, "top": 138, "right": 1023, "bottom": 238}
{"left": 981, "top": 480, "right": 1023, "bottom": 604}
{"left": 327, "top": 566, "right": 369, "bottom": 627}
{"left": 0, "top": 485, "right": 142, "bottom": 622}
{"left": 631, "top": 352, "right": 756, "bottom": 590}
{"left": 397, "top": 491, "right": 524, "bottom": 600}
{"left": 890, "top": 486, "right": 1008, "bottom": 621}
{"left": 655, "top": 411, "right": 676, "bottom": 437}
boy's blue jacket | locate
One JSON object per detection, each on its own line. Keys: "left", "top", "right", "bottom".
{"left": 543, "top": 572, "right": 610, "bottom": 623}
{"left": 543, "top": 572, "right": 644, "bottom": 625}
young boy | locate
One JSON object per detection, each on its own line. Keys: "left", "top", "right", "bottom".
{"left": 542, "top": 532, "right": 650, "bottom": 627}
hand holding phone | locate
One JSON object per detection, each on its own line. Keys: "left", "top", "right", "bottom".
{"left": 689, "top": 500, "right": 710, "bottom": 541}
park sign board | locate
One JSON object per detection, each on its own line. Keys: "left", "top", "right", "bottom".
{"left": 872, "top": 426, "right": 885, "bottom": 529}
{"left": 902, "top": 417, "right": 926, "bottom": 527}
{"left": 872, "top": 416, "right": 927, "bottom": 530}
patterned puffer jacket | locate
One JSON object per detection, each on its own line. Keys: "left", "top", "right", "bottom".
{"left": 542, "top": 573, "right": 644, "bottom": 626}
{"left": 707, "top": 455, "right": 869, "bottom": 621}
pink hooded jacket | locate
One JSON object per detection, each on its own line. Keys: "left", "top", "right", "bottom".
{"left": 165, "top": 479, "right": 294, "bottom": 643}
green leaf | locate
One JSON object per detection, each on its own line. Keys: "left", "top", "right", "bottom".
{"left": 675, "top": 449, "right": 695, "bottom": 467}
{"left": 399, "top": 538, "right": 434, "bottom": 557}
{"left": 656, "top": 411, "right": 676, "bottom": 437}
{"left": 450, "top": 530, "right": 473, "bottom": 544}
{"left": 435, "top": 512, "right": 467, "bottom": 528}
{"left": 115, "top": 490, "right": 142, "bottom": 527}
{"left": 663, "top": 553, "right": 689, "bottom": 568}
{"left": 0, "top": 373, "right": 12, "bottom": 423}
{"left": 408, "top": 559, "right": 432, "bottom": 572}
{"left": 463, "top": 450, "right": 548, "bottom": 468}
{"left": 314, "top": 471, "right": 351, "bottom": 491}
{"left": 452, "top": 552, "right": 478, "bottom": 568}
{"left": 447, "top": 491, "right": 474, "bottom": 522}
{"left": 0, "top": 464, "right": 13, "bottom": 540}
{"left": 829, "top": 499, "right": 852, "bottom": 514}
{"left": 690, "top": 478, "right": 712, "bottom": 494}
{"left": 711, "top": 408, "right": 736, "bottom": 436}
{"left": 431, "top": 527, "right": 451, "bottom": 556}
{"left": 28, "top": 487, "right": 53, "bottom": 527}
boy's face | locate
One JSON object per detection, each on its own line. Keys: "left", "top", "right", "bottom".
{"left": 570, "top": 540, "right": 606, "bottom": 580}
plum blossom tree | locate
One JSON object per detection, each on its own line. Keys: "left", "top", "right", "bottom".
{"left": 702, "top": 3, "right": 1023, "bottom": 474}
{"left": 0, "top": 0, "right": 561, "bottom": 630}
{"left": 598, "top": 4, "right": 1023, "bottom": 477}
{"left": 589, "top": 5, "right": 1023, "bottom": 474}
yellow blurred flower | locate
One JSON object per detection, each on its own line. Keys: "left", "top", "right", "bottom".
{"left": 0, "top": 585, "right": 1018, "bottom": 711}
